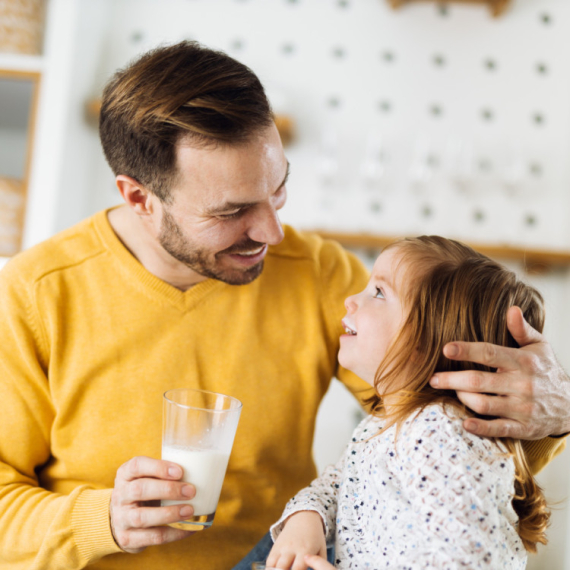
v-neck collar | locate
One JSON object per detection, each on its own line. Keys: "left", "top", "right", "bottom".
{"left": 94, "top": 208, "right": 225, "bottom": 313}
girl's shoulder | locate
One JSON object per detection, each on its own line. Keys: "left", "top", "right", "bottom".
{"left": 395, "top": 403, "right": 510, "bottom": 471}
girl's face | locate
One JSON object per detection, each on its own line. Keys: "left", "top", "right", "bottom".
{"left": 339, "top": 248, "right": 407, "bottom": 387}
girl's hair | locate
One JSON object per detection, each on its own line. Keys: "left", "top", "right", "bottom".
{"left": 369, "top": 235, "right": 548, "bottom": 552}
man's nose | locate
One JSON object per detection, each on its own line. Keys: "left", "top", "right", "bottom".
{"left": 247, "top": 204, "right": 284, "bottom": 246}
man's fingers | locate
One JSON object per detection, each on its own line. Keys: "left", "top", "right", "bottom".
{"left": 122, "top": 477, "right": 195, "bottom": 504}
{"left": 462, "top": 417, "right": 527, "bottom": 439}
{"left": 126, "top": 503, "right": 194, "bottom": 529}
{"left": 117, "top": 525, "right": 194, "bottom": 551}
{"left": 117, "top": 456, "right": 183, "bottom": 482}
{"left": 455, "top": 390, "right": 531, "bottom": 420}
{"left": 506, "top": 305, "right": 543, "bottom": 348}
{"left": 430, "top": 369, "right": 520, "bottom": 395}
{"left": 442, "top": 341, "right": 520, "bottom": 371}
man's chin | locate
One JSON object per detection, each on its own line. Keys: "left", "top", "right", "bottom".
{"left": 211, "top": 260, "right": 265, "bottom": 286}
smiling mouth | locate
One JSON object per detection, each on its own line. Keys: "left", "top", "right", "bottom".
{"left": 233, "top": 246, "right": 265, "bottom": 256}
{"left": 342, "top": 320, "right": 357, "bottom": 335}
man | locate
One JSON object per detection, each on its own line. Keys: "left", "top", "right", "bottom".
{"left": 0, "top": 41, "right": 566, "bottom": 570}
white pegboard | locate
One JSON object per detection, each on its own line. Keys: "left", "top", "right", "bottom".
{"left": 91, "top": 0, "right": 570, "bottom": 249}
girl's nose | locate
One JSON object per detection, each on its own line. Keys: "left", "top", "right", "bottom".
{"left": 345, "top": 294, "right": 357, "bottom": 313}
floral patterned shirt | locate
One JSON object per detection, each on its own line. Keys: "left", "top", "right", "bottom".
{"left": 271, "top": 404, "right": 526, "bottom": 569}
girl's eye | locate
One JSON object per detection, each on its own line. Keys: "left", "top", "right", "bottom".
{"left": 374, "top": 287, "right": 385, "bottom": 299}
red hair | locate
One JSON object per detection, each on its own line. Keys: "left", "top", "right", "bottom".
{"left": 368, "top": 236, "right": 548, "bottom": 552}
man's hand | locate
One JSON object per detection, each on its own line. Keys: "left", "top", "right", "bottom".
{"left": 110, "top": 456, "right": 196, "bottom": 553}
{"left": 266, "top": 511, "right": 327, "bottom": 570}
{"left": 430, "top": 306, "right": 570, "bottom": 440}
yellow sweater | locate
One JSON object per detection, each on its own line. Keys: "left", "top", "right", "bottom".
{"left": 0, "top": 211, "right": 373, "bottom": 569}
{"left": 0, "top": 210, "right": 563, "bottom": 569}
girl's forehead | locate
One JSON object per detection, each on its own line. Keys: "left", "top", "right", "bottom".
{"left": 372, "top": 247, "right": 411, "bottom": 294}
{"left": 373, "top": 247, "right": 404, "bottom": 277}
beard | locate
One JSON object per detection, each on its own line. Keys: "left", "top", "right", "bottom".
{"left": 158, "top": 208, "right": 265, "bottom": 286}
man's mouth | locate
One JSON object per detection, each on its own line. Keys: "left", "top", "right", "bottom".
{"left": 233, "top": 246, "right": 265, "bottom": 257}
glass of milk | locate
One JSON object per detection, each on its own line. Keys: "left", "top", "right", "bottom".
{"left": 162, "top": 388, "right": 242, "bottom": 531}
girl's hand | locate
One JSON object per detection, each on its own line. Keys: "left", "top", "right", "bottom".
{"left": 303, "top": 554, "right": 335, "bottom": 569}
{"left": 266, "top": 511, "right": 327, "bottom": 570}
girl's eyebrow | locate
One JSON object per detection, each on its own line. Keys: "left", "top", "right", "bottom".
{"left": 372, "top": 274, "right": 396, "bottom": 292}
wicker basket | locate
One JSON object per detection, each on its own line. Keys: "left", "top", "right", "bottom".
{"left": 0, "top": 177, "right": 24, "bottom": 256}
{"left": 0, "top": 0, "right": 46, "bottom": 55}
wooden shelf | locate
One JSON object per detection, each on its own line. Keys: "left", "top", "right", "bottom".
{"left": 387, "top": 0, "right": 512, "bottom": 17}
{"left": 0, "top": 53, "right": 43, "bottom": 74}
{"left": 313, "top": 230, "right": 570, "bottom": 273}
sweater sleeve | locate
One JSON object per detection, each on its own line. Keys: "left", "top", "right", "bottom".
{"left": 316, "top": 239, "right": 375, "bottom": 404}
{"left": 0, "top": 264, "right": 122, "bottom": 569}
{"left": 521, "top": 436, "right": 566, "bottom": 475}
{"left": 391, "top": 408, "right": 526, "bottom": 569}
{"left": 270, "top": 453, "right": 345, "bottom": 544}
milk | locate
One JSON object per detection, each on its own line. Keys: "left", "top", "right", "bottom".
{"left": 162, "top": 445, "right": 231, "bottom": 515}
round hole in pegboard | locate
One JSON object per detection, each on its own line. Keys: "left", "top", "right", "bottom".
{"left": 130, "top": 30, "right": 145, "bottom": 43}
{"left": 536, "top": 62, "right": 549, "bottom": 75}
{"left": 529, "top": 162, "right": 543, "bottom": 177}
{"left": 532, "top": 112, "right": 546, "bottom": 126}
{"left": 437, "top": 3, "right": 450, "bottom": 17}
{"left": 369, "top": 201, "right": 382, "bottom": 213}
{"left": 337, "top": 0, "right": 350, "bottom": 7}
{"left": 480, "top": 108, "right": 494, "bottom": 122}
{"left": 539, "top": 12, "right": 552, "bottom": 25}
{"left": 327, "top": 96, "right": 342, "bottom": 109}
{"left": 483, "top": 58, "right": 497, "bottom": 72}
{"left": 229, "top": 38, "right": 245, "bottom": 52}
{"left": 473, "top": 209, "right": 485, "bottom": 223}
{"left": 332, "top": 46, "right": 346, "bottom": 59}
{"left": 286, "top": 0, "right": 300, "bottom": 4}
{"left": 524, "top": 213, "right": 538, "bottom": 227}
{"left": 380, "top": 50, "right": 396, "bottom": 63}
{"left": 432, "top": 54, "right": 446, "bottom": 67}
{"left": 478, "top": 158, "right": 493, "bottom": 172}
{"left": 429, "top": 104, "right": 444, "bottom": 118}
{"left": 421, "top": 204, "right": 434, "bottom": 218}
{"left": 378, "top": 100, "right": 392, "bottom": 113}
{"left": 427, "top": 154, "right": 439, "bottom": 168}
{"left": 281, "top": 42, "right": 296, "bottom": 55}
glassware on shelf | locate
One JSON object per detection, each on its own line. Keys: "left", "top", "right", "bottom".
{"left": 408, "top": 133, "right": 435, "bottom": 193}
{"left": 444, "top": 136, "right": 473, "bottom": 193}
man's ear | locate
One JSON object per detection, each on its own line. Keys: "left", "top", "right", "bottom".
{"left": 115, "top": 175, "right": 155, "bottom": 216}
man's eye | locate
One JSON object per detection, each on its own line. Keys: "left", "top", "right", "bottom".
{"left": 374, "top": 287, "right": 385, "bottom": 299}
{"left": 218, "top": 210, "right": 242, "bottom": 219}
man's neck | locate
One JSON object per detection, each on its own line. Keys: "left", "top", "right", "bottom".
{"left": 106, "top": 206, "right": 206, "bottom": 291}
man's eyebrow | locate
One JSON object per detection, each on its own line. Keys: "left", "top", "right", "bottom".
{"left": 207, "top": 161, "right": 290, "bottom": 214}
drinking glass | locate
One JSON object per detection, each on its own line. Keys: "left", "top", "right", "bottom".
{"left": 162, "top": 388, "right": 242, "bottom": 531}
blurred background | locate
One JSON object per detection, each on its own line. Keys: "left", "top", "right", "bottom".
{"left": 1, "top": 0, "right": 569, "bottom": 566}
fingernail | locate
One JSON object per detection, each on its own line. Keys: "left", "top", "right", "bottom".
{"left": 168, "top": 466, "right": 182, "bottom": 478}
{"left": 182, "top": 485, "right": 194, "bottom": 498}
{"left": 180, "top": 505, "right": 193, "bottom": 517}
{"left": 446, "top": 343, "right": 458, "bottom": 357}
{"left": 464, "top": 420, "right": 477, "bottom": 432}
{"left": 430, "top": 375, "right": 439, "bottom": 387}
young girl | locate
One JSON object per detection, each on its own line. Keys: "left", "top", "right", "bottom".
{"left": 266, "top": 236, "right": 549, "bottom": 570}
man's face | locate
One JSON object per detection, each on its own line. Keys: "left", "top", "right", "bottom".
{"left": 156, "top": 124, "right": 288, "bottom": 285}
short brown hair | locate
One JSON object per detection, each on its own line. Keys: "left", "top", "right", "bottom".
{"left": 371, "top": 236, "right": 548, "bottom": 552}
{"left": 99, "top": 41, "right": 273, "bottom": 202}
